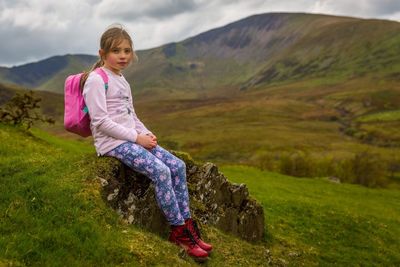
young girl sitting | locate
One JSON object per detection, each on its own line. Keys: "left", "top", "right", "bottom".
{"left": 81, "top": 24, "right": 212, "bottom": 262}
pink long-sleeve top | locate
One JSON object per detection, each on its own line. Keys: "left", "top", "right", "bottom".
{"left": 83, "top": 66, "right": 152, "bottom": 156}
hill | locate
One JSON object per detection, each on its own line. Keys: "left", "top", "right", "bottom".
{"left": 1, "top": 13, "right": 400, "bottom": 94}
{"left": 0, "top": 124, "right": 399, "bottom": 265}
{"left": 0, "top": 55, "right": 96, "bottom": 93}
{"left": 0, "top": 125, "right": 272, "bottom": 266}
{"left": 220, "top": 164, "right": 400, "bottom": 265}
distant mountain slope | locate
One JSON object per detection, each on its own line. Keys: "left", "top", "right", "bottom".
{"left": 125, "top": 13, "right": 361, "bottom": 91}
{"left": 241, "top": 17, "right": 400, "bottom": 89}
{"left": 1, "top": 12, "right": 399, "bottom": 95}
{"left": 0, "top": 54, "right": 96, "bottom": 93}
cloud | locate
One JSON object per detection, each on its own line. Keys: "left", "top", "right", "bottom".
{"left": 0, "top": 0, "right": 399, "bottom": 67}
{"left": 311, "top": 0, "right": 400, "bottom": 18}
{"left": 97, "top": 0, "right": 201, "bottom": 21}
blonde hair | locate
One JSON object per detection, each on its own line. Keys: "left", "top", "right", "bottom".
{"left": 80, "top": 24, "right": 138, "bottom": 89}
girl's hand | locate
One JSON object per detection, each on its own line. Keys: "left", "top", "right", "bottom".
{"left": 146, "top": 133, "right": 157, "bottom": 141}
{"left": 146, "top": 133, "right": 158, "bottom": 150}
{"left": 136, "top": 133, "right": 157, "bottom": 150}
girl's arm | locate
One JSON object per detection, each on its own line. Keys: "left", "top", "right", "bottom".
{"left": 128, "top": 85, "right": 153, "bottom": 136}
{"left": 83, "top": 73, "right": 139, "bottom": 142}
{"left": 132, "top": 110, "right": 153, "bottom": 136}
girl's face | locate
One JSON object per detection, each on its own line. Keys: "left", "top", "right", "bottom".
{"left": 100, "top": 39, "right": 133, "bottom": 75}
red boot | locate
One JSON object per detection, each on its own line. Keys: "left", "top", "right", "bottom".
{"left": 185, "top": 218, "right": 213, "bottom": 253}
{"left": 168, "top": 224, "right": 208, "bottom": 262}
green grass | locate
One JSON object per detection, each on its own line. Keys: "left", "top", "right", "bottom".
{"left": 220, "top": 164, "right": 400, "bottom": 266}
{"left": 356, "top": 109, "right": 400, "bottom": 122}
{"left": 0, "top": 124, "right": 276, "bottom": 266}
{"left": 1, "top": 123, "right": 400, "bottom": 266}
{"left": 0, "top": 125, "right": 141, "bottom": 266}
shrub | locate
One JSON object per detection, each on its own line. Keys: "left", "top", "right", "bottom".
{"left": 333, "top": 151, "right": 388, "bottom": 187}
{"left": 0, "top": 91, "right": 54, "bottom": 130}
{"left": 255, "top": 151, "right": 276, "bottom": 171}
{"left": 313, "top": 156, "right": 336, "bottom": 177}
{"left": 274, "top": 150, "right": 389, "bottom": 188}
{"left": 279, "top": 151, "right": 313, "bottom": 177}
{"left": 388, "top": 153, "right": 400, "bottom": 180}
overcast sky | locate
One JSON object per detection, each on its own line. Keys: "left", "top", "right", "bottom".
{"left": 1, "top": 0, "right": 399, "bottom": 67}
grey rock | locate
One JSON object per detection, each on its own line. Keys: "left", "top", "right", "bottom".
{"left": 96, "top": 151, "right": 265, "bottom": 242}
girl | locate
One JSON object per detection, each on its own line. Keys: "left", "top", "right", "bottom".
{"left": 81, "top": 24, "right": 212, "bottom": 262}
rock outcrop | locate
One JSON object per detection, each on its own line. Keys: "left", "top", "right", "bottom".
{"left": 96, "top": 151, "right": 265, "bottom": 242}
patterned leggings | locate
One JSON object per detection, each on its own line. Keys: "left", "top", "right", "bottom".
{"left": 105, "top": 142, "right": 191, "bottom": 225}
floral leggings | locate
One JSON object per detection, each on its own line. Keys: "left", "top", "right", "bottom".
{"left": 105, "top": 142, "right": 191, "bottom": 226}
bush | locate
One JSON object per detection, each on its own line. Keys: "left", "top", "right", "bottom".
{"left": 254, "top": 151, "right": 276, "bottom": 171}
{"left": 279, "top": 151, "right": 313, "bottom": 177}
{"left": 274, "top": 150, "right": 388, "bottom": 188}
{"left": 388, "top": 153, "right": 400, "bottom": 180}
{"left": 313, "top": 156, "right": 336, "bottom": 177}
{"left": 0, "top": 91, "right": 54, "bottom": 130}
{"left": 333, "top": 151, "right": 388, "bottom": 187}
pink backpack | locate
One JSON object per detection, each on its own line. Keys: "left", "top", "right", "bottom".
{"left": 64, "top": 68, "right": 108, "bottom": 137}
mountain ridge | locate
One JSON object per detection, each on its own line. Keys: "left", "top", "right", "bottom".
{"left": 1, "top": 12, "right": 399, "bottom": 95}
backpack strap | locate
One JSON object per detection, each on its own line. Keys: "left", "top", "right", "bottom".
{"left": 82, "top": 68, "right": 109, "bottom": 115}
{"left": 94, "top": 68, "right": 109, "bottom": 90}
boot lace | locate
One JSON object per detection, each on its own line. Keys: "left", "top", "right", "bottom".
{"left": 187, "top": 219, "right": 202, "bottom": 240}
{"left": 192, "top": 220, "right": 202, "bottom": 239}
{"left": 183, "top": 228, "right": 198, "bottom": 249}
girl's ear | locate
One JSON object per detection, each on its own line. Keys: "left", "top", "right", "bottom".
{"left": 99, "top": 49, "right": 105, "bottom": 60}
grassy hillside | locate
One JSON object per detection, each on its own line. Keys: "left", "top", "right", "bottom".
{"left": 1, "top": 124, "right": 399, "bottom": 266}
{"left": 0, "top": 55, "right": 96, "bottom": 93}
{"left": 126, "top": 75, "right": 400, "bottom": 187}
{"left": 35, "top": 55, "right": 97, "bottom": 93}
{"left": 243, "top": 17, "right": 400, "bottom": 88}
{"left": 0, "top": 125, "right": 272, "bottom": 266}
{"left": 220, "top": 164, "right": 400, "bottom": 266}
{"left": 2, "top": 66, "right": 399, "bottom": 189}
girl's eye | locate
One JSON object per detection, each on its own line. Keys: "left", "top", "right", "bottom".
{"left": 112, "top": 49, "right": 119, "bottom": 53}
{"left": 124, "top": 49, "right": 132, "bottom": 53}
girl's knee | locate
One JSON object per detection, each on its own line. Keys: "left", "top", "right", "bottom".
{"left": 176, "top": 159, "right": 186, "bottom": 174}
{"left": 175, "top": 158, "right": 185, "bottom": 169}
{"left": 157, "top": 162, "right": 171, "bottom": 176}
{"left": 156, "top": 165, "right": 173, "bottom": 187}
